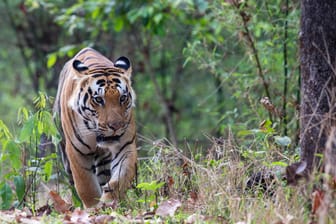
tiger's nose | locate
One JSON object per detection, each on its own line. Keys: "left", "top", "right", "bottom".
{"left": 107, "top": 122, "right": 122, "bottom": 130}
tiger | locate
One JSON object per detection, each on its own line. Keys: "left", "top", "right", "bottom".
{"left": 53, "top": 47, "right": 137, "bottom": 208}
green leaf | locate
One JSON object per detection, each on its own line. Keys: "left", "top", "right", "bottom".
{"left": 59, "top": 45, "right": 77, "bottom": 57}
{"left": 39, "top": 111, "right": 59, "bottom": 137}
{"left": 37, "top": 119, "right": 44, "bottom": 135}
{"left": 137, "top": 181, "right": 164, "bottom": 191}
{"left": 271, "top": 161, "right": 288, "bottom": 167}
{"left": 91, "top": 7, "right": 100, "bottom": 19}
{"left": 44, "top": 160, "right": 53, "bottom": 181}
{"left": 14, "top": 176, "right": 25, "bottom": 203}
{"left": 153, "top": 13, "right": 163, "bottom": 24}
{"left": 237, "top": 129, "right": 261, "bottom": 136}
{"left": 0, "top": 120, "right": 13, "bottom": 140}
{"left": 0, "top": 183, "right": 13, "bottom": 209}
{"left": 47, "top": 53, "right": 57, "bottom": 68}
{"left": 19, "top": 116, "right": 35, "bottom": 142}
{"left": 137, "top": 199, "right": 146, "bottom": 203}
{"left": 5, "top": 140, "right": 22, "bottom": 170}
{"left": 114, "top": 17, "right": 124, "bottom": 32}
{"left": 17, "top": 107, "right": 29, "bottom": 125}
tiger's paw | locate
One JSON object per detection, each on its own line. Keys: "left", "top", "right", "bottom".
{"left": 101, "top": 190, "right": 115, "bottom": 202}
{"left": 96, "top": 199, "right": 118, "bottom": 210}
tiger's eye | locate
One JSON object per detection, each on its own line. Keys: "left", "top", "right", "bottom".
{"left": 94, "top": 96, "right": 104, "bottom": 104}
{"left": 120, "top": 95, "right": 127, "bottom": 103}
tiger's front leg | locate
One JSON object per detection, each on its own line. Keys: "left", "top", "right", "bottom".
{"left": 100, "top": 144, "right": 137, "bottom": 202}
{"left": 67, "top": 146, "right": 102, "bottom": 208}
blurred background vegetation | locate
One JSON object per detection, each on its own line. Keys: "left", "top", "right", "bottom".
{"left": 0, "top": 0, "right": 300, "bottom": 147}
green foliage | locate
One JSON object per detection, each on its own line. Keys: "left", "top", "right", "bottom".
{"left": 0, "top": 92, "right": 60, "bottom": 209}
{"left": 0, "top": 1, "right": 331, "bottom": 221}
{"left": 0, "top": 182, "right": 13, "bottom": 210}
{"left": 137, "top": 181, "right": 165, "bottom": 192}
{"left": 14, "top": 176, "right": 25, "bottom": 203}
{"left": 136, "top": 180, "right": 165, "bottom": 210}
{"left": 1, "top": 0, "right": 304, "bottom": 216}
{"left": 1, "top": 0, "right": 301, "bottom": 143}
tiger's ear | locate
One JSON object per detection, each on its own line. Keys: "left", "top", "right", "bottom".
{"left": 73, "top": 60, "right": 88, "bottom": 72}
{"left": 115, "top": 56, "right": 132, "bottom": 76}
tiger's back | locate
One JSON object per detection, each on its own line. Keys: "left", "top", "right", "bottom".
{"left": 54, "top": 47, "right": 137, "bottom": 208}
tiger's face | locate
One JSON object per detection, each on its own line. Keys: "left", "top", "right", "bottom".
{"left": 69, "top": 56, "right": 135, "bottom": 147}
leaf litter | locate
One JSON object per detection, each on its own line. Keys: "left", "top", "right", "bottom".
{"left": 0, "top": 190, "right": 213, "bottom": 223}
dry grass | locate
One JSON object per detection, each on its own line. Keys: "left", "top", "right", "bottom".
{"left": 133, "top": 135, "right": 316, "bottom": 223}
{"left": 25, "top": 132, "right": 336, "bottom": 223}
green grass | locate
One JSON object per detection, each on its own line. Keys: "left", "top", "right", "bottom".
{"left": 117, "top": 137, "right": 314, "bottom": 223}
{"left": 1, "top": 131, "right": 335, "bottom": 223}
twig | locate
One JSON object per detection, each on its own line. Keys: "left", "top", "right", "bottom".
{"left": 233, "top": 1, "right": 272, "bottom": 120}
{"left": 237, "top": 6, "right": 271, "bottom": 101}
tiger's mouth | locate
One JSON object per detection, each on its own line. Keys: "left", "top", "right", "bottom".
{"left": 96, "top": 134, "right": 121, "bottom": 143}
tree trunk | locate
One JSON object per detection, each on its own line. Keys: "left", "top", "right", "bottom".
{"left": 287, "top": 0, "right": 336, "bottom": 183}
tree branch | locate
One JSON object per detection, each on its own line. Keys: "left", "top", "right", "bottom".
{"left": 233, "top": 2, "right": 272, "bottom": 120}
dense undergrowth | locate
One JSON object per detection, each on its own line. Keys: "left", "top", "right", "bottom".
{"left": 0, "top": 93, "right": 334, "bottom": 223}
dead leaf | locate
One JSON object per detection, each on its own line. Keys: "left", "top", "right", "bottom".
{"left": 155, "top": 198, "right": 181, "bottom": 217}
{"left": 3, "top": 209, "right": 42, "bottom": 224}
{"left": 36, "top": 204, "right": 52, "bottom": 216}
{"left": 64, "top": 208, "right": 90, "bottom": 224}
{"left": 168, "top": 176, "right": 174, "bottom": 187}
{"left": 312, "top": 189, "right": 325, "bottom": 215}
{"left": 182, "top": 161, "right": 191, "bottom": 176}
{"left": 94, "top": 200, "right": 118, "bottom": 211}
{"left": 49, "top": 190, "right": 72, "bottom": 214}
{"left": 94, "top": 215, "right": 115, "bottom": 224}
{"left": 190, "top": 190, "right": 198, "bottom": 202}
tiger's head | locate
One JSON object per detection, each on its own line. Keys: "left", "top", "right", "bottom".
{"left": 68, "top": 55, "right": 135, "bottom": 148}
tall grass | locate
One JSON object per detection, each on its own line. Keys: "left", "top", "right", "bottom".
{"left": 129, "top": 134, "right": 322, "bottom": 223}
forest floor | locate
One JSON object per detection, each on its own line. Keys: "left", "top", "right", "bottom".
{"left": 0, "top": 137, "right": 335, "bottom": 224}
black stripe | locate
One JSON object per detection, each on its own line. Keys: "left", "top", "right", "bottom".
{"left": 119, "top": 134, "right": 136, "bottom": 152}
{"left": 92, "top": 73, "right": 107, "bottom": 78}
{"left": 77, "top": 91, "right": 81, "bottom": 106}
{"left": 88, "top": 87, "right": 93, "bottom": 95}
{"left": 95, "top": 152, "right": 112, "bottom": 167}
{"left": 96, "top": 134, "right": 121, "bottom": 143}
{"left": 69, "top": 138, "right": 94, "bottom": 156}
{"left": 69, "top": 111, "right": 92, "bottom": 150}
{"left": 110, "top": 134, "right": 136, "bottom": 170}
{"left": 84, "top": 120, "right": 94, "bottom": 130}
{"left": 96, "top": 159, "right": 113, "bottom": 168}
{"left": 111, "top": 153, "right": 128, "bottom": 173}
{"left": 83, "top": 93, "right": 89, "bottom": 105}
{"left": 81, "top": 105, "right": 95, "bottom": 113}
{"left": 96, "top": 79, "right": 106, "bottom": 86}
{"left": 111, "top": 73, "right": 121, "bottom": 77}
{"left": 97, "top": 169, "right": 111, "bottom": 177}
{"left": 77, "top": 48, "right": 91, "bottom": 56}
{"left": 112, "top": 78, "right": 121, "bottom": 83}
{"left": 102, "top": 186, "right": 113, "bottom": 190}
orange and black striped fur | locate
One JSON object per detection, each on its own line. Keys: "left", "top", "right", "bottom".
{"left": 54, "top": 47, "right": 137, "bottom": 208}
